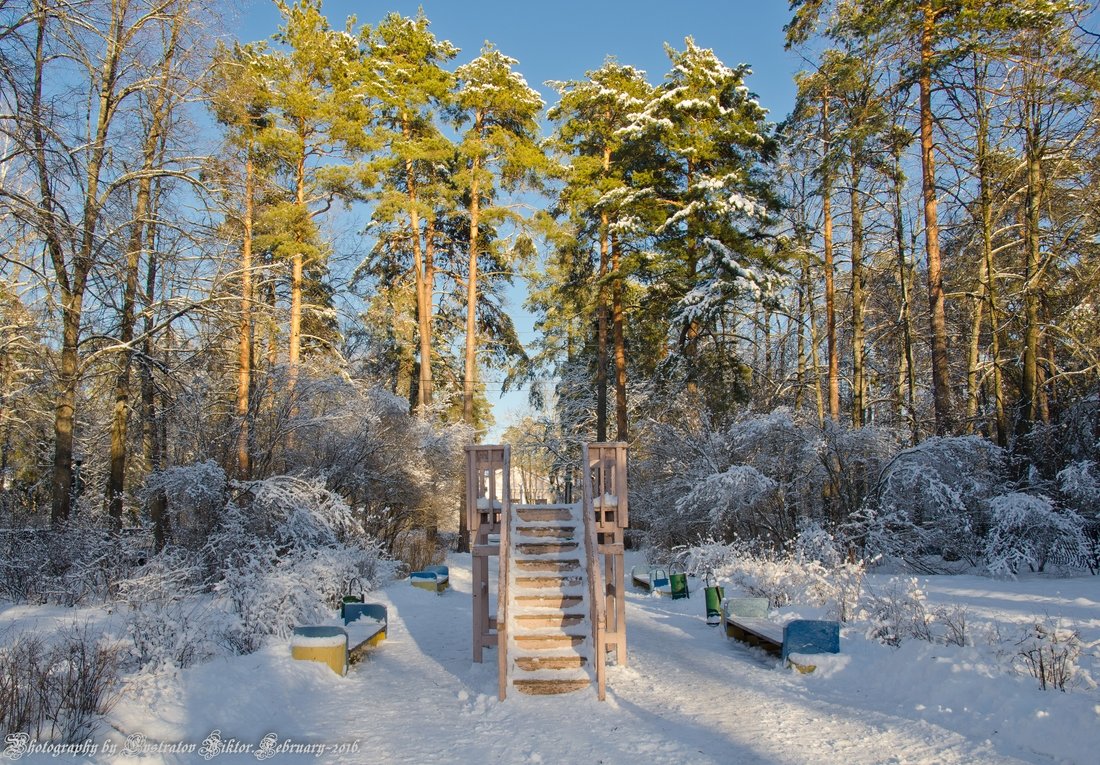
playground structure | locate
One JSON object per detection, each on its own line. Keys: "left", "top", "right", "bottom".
{"left": 465, "top": 442, "right": 628, "bottom": 700}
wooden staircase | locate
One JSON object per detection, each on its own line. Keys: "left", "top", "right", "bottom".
{"left": 466, "top": 442, "right": 626, "bottom": 701}
{"left": 504, "top": 504, "right": 593, "bottom": 695}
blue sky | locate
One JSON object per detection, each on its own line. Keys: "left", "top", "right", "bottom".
{"left": 232, "top": 0, "right": 803, "bottom": 436}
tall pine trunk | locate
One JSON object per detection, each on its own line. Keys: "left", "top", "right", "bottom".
{"left": 850, "top": 159, "right": 865, "bottom": 428}
{"left": 404, "top": 119, "right": 433, "bottom": 412}
{"left": 289, "top": 140, "right": 306, "bottom": 395}
{"left": 821, "top": 91, "right": 839, "bottom": 421}
{"left": 920, "top": 3, "right": 954, "bottom": 435}
{"left": 237, "top": 152, "right": 256, "bottom": 479}
{"left": 611, "top": 232, "right": 627, "bottom": 441}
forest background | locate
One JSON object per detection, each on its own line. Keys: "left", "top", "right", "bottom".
{"left": 1, "top": 0, "right": 1099, "bottom": 585}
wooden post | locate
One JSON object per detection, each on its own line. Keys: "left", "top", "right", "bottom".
{"left": 465, "top": 445, "right": 509, "bottom": 664}
{"left": 588, "top": 442, "right": 628, "bottom": 667}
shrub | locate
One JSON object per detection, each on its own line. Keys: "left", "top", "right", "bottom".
{"left": 863, "top": 436, "right": 1005, "bottom": 566}
{"left": 861, "top": 577, "right": 934, "bottom": 646}
{"left": 0, "top": 625, "right": 122, "bottom": 742}
{"left": 116, "top": 549, "right": 225, "bottom": 670}
{"left": 0, "top": 522, "right": 148, "bottom": 605}
{"left": 1014, "top": 620, "right": 1096, "bottom": 692}
{"left": 678, "top": 526, "right": 865, "bottom": 621}
{"left": 985, "top": 493, "right": 1089, "bottom": 576}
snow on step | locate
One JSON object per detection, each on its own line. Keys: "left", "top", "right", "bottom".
{"left": 514, "top": 526, "right": 576, "bottom": 540}
{"left": 514, "top": 559, "right": 580, "bottom": 573}
{"left": 505, "top": 500, "right": 594, "bottom": 697}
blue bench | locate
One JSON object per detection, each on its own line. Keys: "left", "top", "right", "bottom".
{"left": 410, "top": 565, "right": 449, "bottom": 593}
{"left": 342, "top": 603, "right": 387, "bottom": 663}
{"left": 721, "top": 597, "right": 840, "bottom": 672}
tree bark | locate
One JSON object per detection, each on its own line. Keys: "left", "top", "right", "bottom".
{"left": 237, "top": 151, "right": 255, "bottom": 479}
{"left": 289, "top": 137, "right": 306, "bottom": 395}
{"left": 463, "top": 112, "right": 482, "bottom": 430}
{"left": 611, "top": 232, "right": 627, "bottom": 441}
{"left": 821, "top": 90, "right": 839, "bottom": 422}
{"left": 595, "top": 146, "right": 611, "bottom": 442}
{"left": 1020, "top": 140, "right": 1043, "bottom": 432}
{"left": 920, "top": 3, "right": 954, "bottom": 435}
{"left": 850, "top": 159, "right": 865, "bottom": 428}
{"left": 404, "top": 118, "right": 433, "bottom": 412}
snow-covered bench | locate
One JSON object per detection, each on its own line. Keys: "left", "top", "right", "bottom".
{"left": 410, "top": 564, "right": 449, "bottom": 593}
{"left": 721, "top": 597, "right": 840, "bottom": 673}
{"left": 630, "top": 564, "right": 689, "bottom": 598}
{"left": 343, "top": 603, "right": 387, "bottom": 663}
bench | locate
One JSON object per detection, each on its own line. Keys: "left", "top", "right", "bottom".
{"left": 291, "top": 625, "right": 349, "bottom": 675}
{"left": 342, "top": 602, "right": 387, "bottom": 663}
{"left": 721, "top": 597, "right": 840, "bottom": 673}
{"left": 630, "top": 565, "right": 689, "bottom": 599}
{"left": 410, "top": 564, "right": 449, "bottom": 593}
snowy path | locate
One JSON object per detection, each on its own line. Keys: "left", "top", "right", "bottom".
{"left": 93, "top": 554, "right": 1081, "bottom": 765}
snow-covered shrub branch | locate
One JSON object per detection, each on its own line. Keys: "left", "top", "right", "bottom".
{"left": 1013, "top": 620, "right": 1097, "bottom": 692}
{"left": 677, "top": 525, "right": 865, "bottom": 620}
{"left": 984, "top": 492, "right": 1089, "bottom": 576}
{"left": 0, "top": 624, "right": 123, "bottom": 743}
{"left": 855, "top": 436, "right": 1006, "bottom": 567}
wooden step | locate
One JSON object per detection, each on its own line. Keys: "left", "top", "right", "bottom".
{"left": 516, "top": 508, "right": 572, "bottom": 523}
{"left": 514, "top": 678, "right": 590, "bottom": 695}
{"left": 515, "top": 526, "right": 576, "bottom": 539}
{"left": 514, "top": 559, "right": 580, "bottom": 573}
{"left": 517, "top": 542, "right": 578, "bottom": 555}
{"left": 515, "top": 613, "right": 585, "bottom": 629}
{"left": 514, "top": 594, "right": 583, "bottom": 609}
{"left": 515, "top": 655, "right": 587, "bottom": 671}
{"left": 514, "top": 576, "right": 583, "bottom": 589}
{"left": 513, "top": 634, "right": 585, "bottom": 650}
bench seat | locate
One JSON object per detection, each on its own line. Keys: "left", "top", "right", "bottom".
{"left": 342, "top": 603, "right": 387, "bottom": 662}
{"left": 721, "top": 597, "right": 840, "bottom": 671}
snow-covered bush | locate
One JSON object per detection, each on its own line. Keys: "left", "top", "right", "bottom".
{"left": 678, "top": 526, "right": 865, "bottom": 620}
{"left": 215, "top": 541, "right": 392, "bottom": 653}
{"left": 861, "top": 436, "right": 1006, "bottom": 567}
{"left": 142, "top": 460, "right": 228, "bottom": 550}
{"left": 201, "top": 498, "right": 395, "bottom": 654}
{"left": 984, "top": 492, "right": 1089, "bottom": 576}
{"left": 634, "top": 411, "right": 896, "bottom": 553}
{"left": 0, "top": 624, "right": 122, "bottom": 743}
{"left": 861, "top": 577, "right": 934, "bottom": 646}
{"left": 116, "top": 549, "right": 225, "bottom": 670}
{"left": 676, "top": 464, "right": 780, "bottom": 541}
{"left": 0, "top": 521, "right": 148, "bottom": 605}
{"left": 1056, "top": 461, "right": 1100, "bottom": 573}
{"left": 1057, "top": 460, "right": 1100, "bottom": 513}
{"left": 279, "top": 380, "right": 468, "bottom": 561}
{"left": 247, "top": 475, "right": 358, "bottom": 549}
{"left": 1013, "top": 619, "right": 1096, "bottom": 692}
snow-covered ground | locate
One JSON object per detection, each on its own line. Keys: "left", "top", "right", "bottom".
{"left": 3, "top": 555, "right": 1099, "bottom": 764}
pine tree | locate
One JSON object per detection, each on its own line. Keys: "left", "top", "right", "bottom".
{"left": 548, "top": 61, "right": 653, "bottom": 440}
{"left": 453, "top": 43, "right": 545, "bottom": 434}
{"left": 210, "top": 42, "right": 278, "bottom": 479}
{"left": 252, "top": 0, "right": 367, "bottom": 393}
{"left": 363, "top": 12, "right": 457, "bottom": 413}
{"left": 626, "top": 39, "right": 779, "bottom": 416}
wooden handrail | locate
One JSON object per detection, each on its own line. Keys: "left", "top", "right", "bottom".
{"left": 496, "top": 445, "right": 511, "bottom": 701}
{"left": 580, "top": 444, "right": 607, "bottom": 700}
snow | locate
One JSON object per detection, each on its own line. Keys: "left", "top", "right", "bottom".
{"left": 288, "top": 632, "right": 346, "bottom": 649}
{"left": 2, "top": 557, "right": 1099, "bottom": 764}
